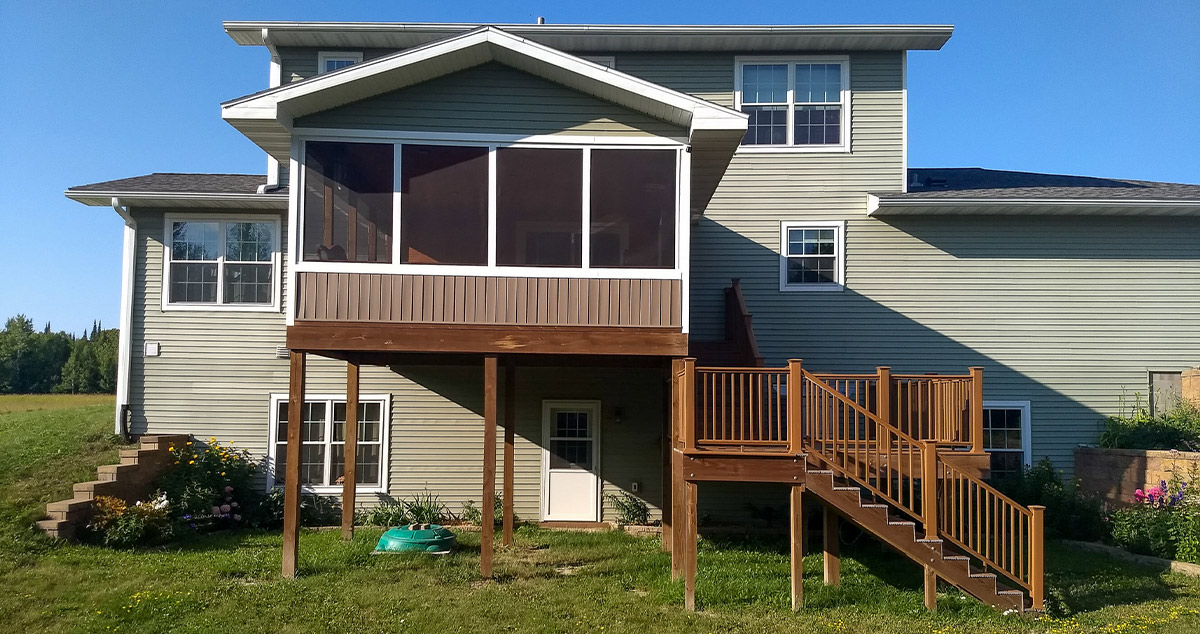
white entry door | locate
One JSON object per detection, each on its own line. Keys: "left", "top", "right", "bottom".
{"left": 541, "top": 400, "right": 601, "bottom": 522}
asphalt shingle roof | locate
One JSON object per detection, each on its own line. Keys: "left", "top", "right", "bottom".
{"left": 68, "top": 173, "right": 283, "bottom": 195}
{"left": 889, "top": 168, "right": 1200, "bottom": 201}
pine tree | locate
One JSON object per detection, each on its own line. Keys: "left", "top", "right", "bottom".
{"left": 57, "top": 339, "right": 101, "bottom": 394}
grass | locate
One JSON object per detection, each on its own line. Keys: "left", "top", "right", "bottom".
{"left": 2, "top": 395, "right": 1200, "bottom": 633}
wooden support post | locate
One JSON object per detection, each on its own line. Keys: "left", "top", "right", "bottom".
{"left": 683, "top": 480, "right": 699, "bottom": 611}
{"left": 682, "top": 357, "right": 697, "bottom": 452}
{"left": 501, "top": 359, "right": 515, "bottom": 547}
{"left": 481, "top": 355, "right": 498, "bottom": 578}
{"left": 924, "top": 565, "right": 937, "bottom": 611}
{"left": 282, "top": 351, "right": 306, "bottom": 579}
{"left": 969, "top": 366, "right": 984, "bottom": 454}
{"left": 787, "top": 359, "right": 803, "bottom": 454}
{"left": 823, "top": 505, "right": 840, "bottom": 586}
{"left": 922, "top": 441, "right": 938, "bottom": 539}
{"left": 1030, "top": 504, "right": 1046, "bottom": 611}
{"left": 671, "top": 451, "right": 684, "bottom": 580}
{"left": 790, "top": 484, "right": 804, "bottom": 610}
{"left": 663, "top": 359, "right": 681, "bottom": 553}
{"left": 340, "top": 359, "right": 359, "bottom": 541}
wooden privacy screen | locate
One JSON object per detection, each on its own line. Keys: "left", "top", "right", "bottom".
{"left": 296, "top": 272, "right": 683, "bottom": 328}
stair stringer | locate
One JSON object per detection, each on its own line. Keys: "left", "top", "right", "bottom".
{"left": 803, "top": 466, "right": 1030, "bottom": 612}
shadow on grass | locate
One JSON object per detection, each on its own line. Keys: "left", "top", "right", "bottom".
{"left": 1045, "top": 542, "right": 1188, "bottom": 615}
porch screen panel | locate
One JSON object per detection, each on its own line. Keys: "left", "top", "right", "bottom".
{"left": 303, "top": 141, "right": 394, "bottom": 263}
{"left": 400, "top": 144, "right": 488, "bottom": 265}
{"left": 496, "top": 147, "right": 583, "bottom": 267}
{"left": 589, "top": 149, "right": 676, "bottom": 268}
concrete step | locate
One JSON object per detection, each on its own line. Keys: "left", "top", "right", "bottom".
{"left": 73, "top": 480, "right": 123, "bottom": 500}
{"left": 45, "top": 497, "right": 94, "bottom": 521}
{"left": 97, "top": 463, "right": 142, "bottom": 482}
{"left": 36, "top": 519, "right": 76, "bottom": 540}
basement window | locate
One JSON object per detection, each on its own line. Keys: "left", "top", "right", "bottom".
{"left": 268, "top": 394, "right": 390, "bottom": 493}
{"left": 164, "top": 217, "right": 279, "bottom": 310}
{"left": 779, "top": 221, "right": 844, "bottom": 291}
{"left": 981, "top": 401, "right": 1031, "bottom": 481}
{"left": 736, "top": 57, "right": 850, "bottom": 151}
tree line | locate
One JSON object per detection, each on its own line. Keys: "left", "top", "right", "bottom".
{"left": 0, "top": 315, "right": 118, "bottom": 394}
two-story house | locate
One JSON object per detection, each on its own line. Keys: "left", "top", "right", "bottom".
{"left": 63, "top": 21, "right": 1200, "bottom": 612}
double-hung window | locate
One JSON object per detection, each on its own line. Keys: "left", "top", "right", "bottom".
{"left": 269, "top": 394, "right": 390, "bottom": 493}
{"left": 164, "top": 217, "right": 279, "bottom": 309}
{"left": 737, "top": 57, "right": 850, "bottom": 151}
{"left": 317, "top": 51, "right": 363, "bottom": 74}
{"left": 779, "top": 221, "right": 845, "bottom": 291}
{"left": 981, "top": 401, "right": 1032, "bottom": 481}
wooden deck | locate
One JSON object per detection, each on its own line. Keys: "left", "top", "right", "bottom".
{"left": 667, "top": 360, "right": 1045, "bottom": 613}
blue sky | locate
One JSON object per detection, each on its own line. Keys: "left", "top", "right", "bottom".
{"left": 1, "top": 1, "right": 1197, "bottom": 334}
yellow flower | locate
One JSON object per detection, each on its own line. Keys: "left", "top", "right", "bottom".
{"left": 210, "top": 437, "right": 217, "bottom": 442}
{"left": 188, "top": 460, "right": 195, "bottom": 464}
{"left": 186, "top": 441, "right": 193, "bottom": 446}
{"left": 220, "top": 472, "right": 226, "bottom": 476}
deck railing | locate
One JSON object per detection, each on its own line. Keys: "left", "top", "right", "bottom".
{"left": 676, "top": 358, "right": 1043, "bottom": 609}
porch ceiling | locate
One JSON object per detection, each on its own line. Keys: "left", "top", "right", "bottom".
{"left": 221, "top": 25, "right": 747, "bottom": 216}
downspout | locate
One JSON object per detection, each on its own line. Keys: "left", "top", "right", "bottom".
{"left": 260, "top": 27, "right": 282, "bottom": 193}
{"left": 112, "top": 197, "right": 136, "bottom": 439}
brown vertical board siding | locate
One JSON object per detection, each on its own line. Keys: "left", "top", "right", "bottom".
{"left": 295, "top": 272, "right": 681, "bottom": 327}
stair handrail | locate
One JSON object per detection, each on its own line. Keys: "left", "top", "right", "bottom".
{"left": 934, "top": 456, "right": 1045, "bottom": 608}
{"left": 799, "top": 369, "right": 930, "bottom": 522}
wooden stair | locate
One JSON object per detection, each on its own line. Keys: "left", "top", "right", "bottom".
{"left": 804, "top": 465, "right": 1030, "bottom": 612}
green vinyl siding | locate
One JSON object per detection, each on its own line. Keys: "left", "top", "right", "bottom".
{"left": 295, "top": 62, "right": 685, "bottom": 138}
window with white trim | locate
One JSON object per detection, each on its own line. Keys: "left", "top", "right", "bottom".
{"left": 736, "top": 57, "right": 849, "bottom": 150}
{"left": 779, "top": 221, "right": 844, "bottom": 291}
{"left": 317, "top": 51, "right": 363, "bottom": 74}
{"left": 165, "top": 218, "right": 278, "bottom": 307}
{"left": 981, "top": 401, "right": 1031, "bottom": 480}
{"left": 269, "top": 395, "right": 389, "bottom": 492}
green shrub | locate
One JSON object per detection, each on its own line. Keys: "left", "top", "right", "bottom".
{"left": 1099, "top": 397, "right": 1200, "bottom": 451}
{"left": 460, "top": 494, "right": 509, "bottom": 526}
{"left": 1110, "top": 504, "right": 1186, "bottom": 559}
{"left": 363, "top": 500, "right": 410, "bottom": 527}
{"left": 993, "top": 458, "right": 1107, "bottom": 541}
{"left": 241, "top": 489, "right": 342, "bottom": 529}
{"left": 404, "top": 491, "right": 447, "bottom": 525}
{"left": 86, "top": 494, "right": 173, "bottom": 548}
{"left": 158, "top": 437, "right": 257, "bottom": 531}
{"left": 606, "top": 491, "right": 651, "bottom": 525}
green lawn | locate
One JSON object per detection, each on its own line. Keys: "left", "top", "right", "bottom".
{"left": 2, "top": 395, "right": 1200, "bottom": 633}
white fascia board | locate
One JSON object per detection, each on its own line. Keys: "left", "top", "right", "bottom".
{"left": 65, "top": 190, "right": 289, "bottom": 209}
{"left": 221, "top": 26, "right": 745, "bottom": 139}
{"left": 870, "top": 197, "right": 1200, "bottom": 216}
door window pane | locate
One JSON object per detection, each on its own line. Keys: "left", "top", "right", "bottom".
{"left": 589, "top": 149, "right": 676, "bottom": 268}
{"left": 496, "top": 147, "right": 582, "bottom": 266}
{"left": 303, "top": 141, "right": 394, "bottom": 263}
{"left": 550, "top": 439, "right": 593, "bottom": 470}
{"left": 400, "top": 144, "right": 488, "bottom": 265}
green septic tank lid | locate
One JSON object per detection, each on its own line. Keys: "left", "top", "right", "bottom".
{"left": 375, "top": 523, "right": 457, "bottom": 554}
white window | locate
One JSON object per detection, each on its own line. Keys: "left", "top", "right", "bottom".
{"left": 735, "top": 57, "right": 850, "bottom": 151}
{"left": 163, "top": 216, "right": 280, "bottom": 310}
{"left": 981, "top": 401, "right": 1032, "bottom": 480}
{"left": 317, "top": 51, "right": 363, "bottom": 74}
{"left": 779, "top": 221, "right": 845, "bottom": 291}
{"left": 267, "top": 394, "right": 391, "bottom": 494}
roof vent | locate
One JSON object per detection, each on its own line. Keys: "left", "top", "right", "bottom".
{"left": 922, "top": 177, "right": 948, "bottom": 188}
{"left": 537, "top": 16, "right": 546, "bottom": 25}
{"left": 275, "top": 346, "right": 290, "bottom": 359}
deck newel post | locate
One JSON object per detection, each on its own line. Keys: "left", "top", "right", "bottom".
{"left": 823, "top": 505, "right": 840, "bottom": 586}
{"left": 922, "top": 441, "right": 938, "bottom": 539}
{"left": 682, "top": 357, "right": 697, "bottom": 452}
{"left": 282, "top": 351, "right": 306, "bottom": 579}
{"left": 924, "top": 565, "right": 938, "bottom": 611}
{"left": 876, "top": 366, "right": 891, "bottom": 429}
{"left": 969, "top": 366, "right": 984, "bottom": 454}
{"left": 683, "top": 479, "right": 699, "bottom": 611}
{"left": 482, "top": 355, "right": 498, "bottom": 578}
{"left": 787, "top": 359, "right": 803, "bottom": 454}
{"left": 502, "top": 358, "right": 515, "bottom": 547}
{"left": 790, "top": 484, "right": 804, "bottom": 610}
{"left": 341, "top": 358, "right": 359, "bottom": 541}
{"left": 1030, "top": 504, "right": 1046, "bottom": 611}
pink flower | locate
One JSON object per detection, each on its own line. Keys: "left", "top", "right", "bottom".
{"left": 224, "top": 486, "right": 234, "bottom": 493}
{"left": 211, "top": 506, "right": 221, "bottom": 515}
{"left": 1149, "top": 486, "right": 1164, "bottom": 498}
{"left": 220, "top": 504, "right": 232, "bottom": 514}
{"left": 233, "top": 514, "right": 242, "bottom": 521}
